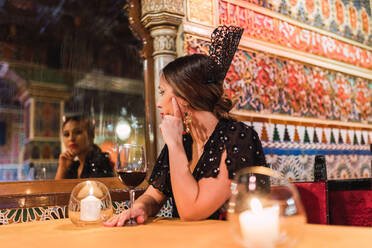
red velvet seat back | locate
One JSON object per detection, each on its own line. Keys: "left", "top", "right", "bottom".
{"left": 329, "top": 189, "right": 372, "bottom": 226}
{"left": 294, "top": 182, "right": 328, "bottom": 224}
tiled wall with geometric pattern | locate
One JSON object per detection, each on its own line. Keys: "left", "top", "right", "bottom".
{"left": 245, "top": 121, "right": 372, "bottom": 181}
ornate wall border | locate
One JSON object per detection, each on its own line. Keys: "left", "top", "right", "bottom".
{"left": 184, "top": 0, "right": 372, "bottom": 80}
{"left": 217, "top": 0, "right": 372, "bottom": 50}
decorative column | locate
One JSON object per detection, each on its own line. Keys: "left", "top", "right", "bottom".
{"left": 141, "top": 0, "right": 185, "bottom": 154}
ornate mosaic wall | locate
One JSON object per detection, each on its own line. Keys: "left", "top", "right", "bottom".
{"left": 241, "top": 0, "right": 372, "bottom": 46}
{"left": 0, "top": 200, "right": 173, "bottom": 225}
{"left": 219, "top": 0, "right": 372, "bottom": 70}
{"left": 185, "top": 35, "right": 372, "bottom": 123}
{"left": 185, "top": 34, "right": 372, "bottom": 180}
{"left": 184, "top": 0, "right": 372, "bottom": 181}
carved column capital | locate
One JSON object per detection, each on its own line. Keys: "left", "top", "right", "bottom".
{"left": 141, "top": 0, "right": 184, "bottom": 29}
{"left": 150, "top": 26, "right": 177, "bottom": 56}
{"left": 141, "top": 0, "right": 184, "bottom": 17}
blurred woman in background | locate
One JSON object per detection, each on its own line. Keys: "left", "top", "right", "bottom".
{"left": 55, "top": 115, "right": 114, "bottom": 179}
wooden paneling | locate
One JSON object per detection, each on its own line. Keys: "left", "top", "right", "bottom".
{"left": 0, "top": 178, "right": 146, "bottom": 209}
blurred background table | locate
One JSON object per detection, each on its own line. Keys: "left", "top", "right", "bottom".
{"left": 1, "top": 218, "right": 372, "bottom": 248}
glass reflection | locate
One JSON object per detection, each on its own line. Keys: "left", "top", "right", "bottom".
{"left": 0, "top": 1, "right": 144, "bottom": 181}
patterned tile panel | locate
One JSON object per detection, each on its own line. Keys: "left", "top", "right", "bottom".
{"left": 239, "top": 0, "right": 372, "bottom": 46}
{"left": 249, "top": 120, "right": 372, "bottom": 181}
{"left": 0, "top": 206, "right": 67, "bottom": 225}
{"left": 184, "top": 35, "right": 372, "bottom": 123}
{"left": 219, "top": 0, "right": 372, "bottom": 70}
{"left": 0, "top": 200, "right": 173, "bottom": 225}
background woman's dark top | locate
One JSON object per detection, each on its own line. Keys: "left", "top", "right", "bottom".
{"left": 149, "top": 118, "right": 267, "bottom": 219}
{"left": 65, "top": 145, "right": 114, "bottom": 179}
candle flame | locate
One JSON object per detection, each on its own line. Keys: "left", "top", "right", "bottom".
{"left": 87, "top": 181, "right": 94, "bottom": 195}
{"left": 250, "top": 198, "right": 263, "bottom": 212}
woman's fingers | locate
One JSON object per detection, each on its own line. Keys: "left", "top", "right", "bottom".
{"left": 103, "top": 215, "right": 119, "bottom": 227}
{"left": 137, "top": 215, "right": 146, "bottom": 224}
{"left": 103, "top": 207, "right": 147, "bottom": 227}
{"left": 103, "top": 211, "right": 129, "bottom": 227}
{"left": 132, "top": 207, "right": 147, "bottom": 223}
{"left": 65, "top": 150, "right": 76, "bottom": 159}
{"left": 117, "top": 211, "right": 130, "bottom": 226}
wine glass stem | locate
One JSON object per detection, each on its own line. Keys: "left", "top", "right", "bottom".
{"left": 130, "top": 189, "right": 135, "bottom": 208}
{"left": 129, "top": 189, "right": 135, "bottom": 222}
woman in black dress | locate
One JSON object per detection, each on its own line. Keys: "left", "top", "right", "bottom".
{"left": 55, "top": 115, "right": 114, "bottom": 179}
{"left": 105, "top": 26, "right": 266, "bottom": 226}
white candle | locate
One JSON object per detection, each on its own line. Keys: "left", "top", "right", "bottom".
{"left": 239, "top": 198, "right": 279, "bottom": 248}
{"left": 80, "top": 194, "right": 101, "bottom": 221}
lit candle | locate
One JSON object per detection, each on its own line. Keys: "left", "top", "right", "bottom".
{"left": 239, "top": 198, "right": 279, "bottom": 248}
{"left": 80, "top": 188, "right": 101, "bottom": 221}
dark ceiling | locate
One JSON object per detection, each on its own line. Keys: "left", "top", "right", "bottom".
{"left": 0, "top": 0, "right": 138, "bottom": 46}
{"left": 0, "top": 0, "right": 144, "bottom": 108}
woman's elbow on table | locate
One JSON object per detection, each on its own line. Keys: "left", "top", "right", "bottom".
{"left": 178, "top": 209, "right": 211, "bottom": 221}
{"left": 179, "top": 214, "right": 201, "bottom": 221}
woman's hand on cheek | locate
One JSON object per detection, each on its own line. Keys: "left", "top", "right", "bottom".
{"left": 159, "top": 97, "right": 184, "bottom": 148}
{"left": 58, "top": 149, "right": 76, "bottom": 170}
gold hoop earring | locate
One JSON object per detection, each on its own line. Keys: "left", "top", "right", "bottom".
{"left": 183, "top": 111, "right": 192, "bottom": 134}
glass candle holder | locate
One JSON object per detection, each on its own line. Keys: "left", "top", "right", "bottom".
{"left": 228, "top": 166, "right": 306, "bottom": 248}
{"left": 68, "top": 180, "right": 113, "bottom": 226}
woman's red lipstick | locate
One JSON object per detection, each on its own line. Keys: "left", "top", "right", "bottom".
{"left": 69, "top": 144, "right": 77, "bottom": 148}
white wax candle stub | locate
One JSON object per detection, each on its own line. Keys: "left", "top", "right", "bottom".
{"left": 239, "top": 198, "right": 279, "bottom": 248}
{"left": 80, "top": 195, "right": 101, "bottom": 221}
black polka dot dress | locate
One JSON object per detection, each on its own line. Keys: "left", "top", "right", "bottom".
{"left": 149, "top": 118, "right": 267, "bottom": 219}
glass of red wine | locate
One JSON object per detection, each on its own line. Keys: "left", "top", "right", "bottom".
{"left": 117, "top": 144, "right": 147, "bottom": 226}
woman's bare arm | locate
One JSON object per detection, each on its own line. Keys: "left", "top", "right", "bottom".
{"left": 168, "top": 148, "right": 231, "bottom": 220}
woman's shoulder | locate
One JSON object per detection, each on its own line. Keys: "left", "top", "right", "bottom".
{"left": 219, "top": 118, "right": 258, "bottom": 139}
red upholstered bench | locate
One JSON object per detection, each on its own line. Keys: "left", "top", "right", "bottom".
{"left": 328, "top": 179, "right": 372, "bottom": 227}
{"left": 294, "top": 182, "right": 328, "bottom": 224}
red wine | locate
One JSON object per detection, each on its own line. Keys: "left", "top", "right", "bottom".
{"left": 118, "top": 170, "right": 146, "bottom": 188}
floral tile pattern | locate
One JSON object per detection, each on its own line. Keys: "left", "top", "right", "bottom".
{"left": 0, "top": 206, "right": 67, "bottom": 225}
{"left": 0, "top": 200, "right": 173, "bottom": 225}
{"left": 185, "top": 35, "right": 372, "bottom": 123}
{"left": 239, "top": 0, "right": 372, "bottom": 46}
{"left": 219, "top": 0, "right": 372, "bottom": 70}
